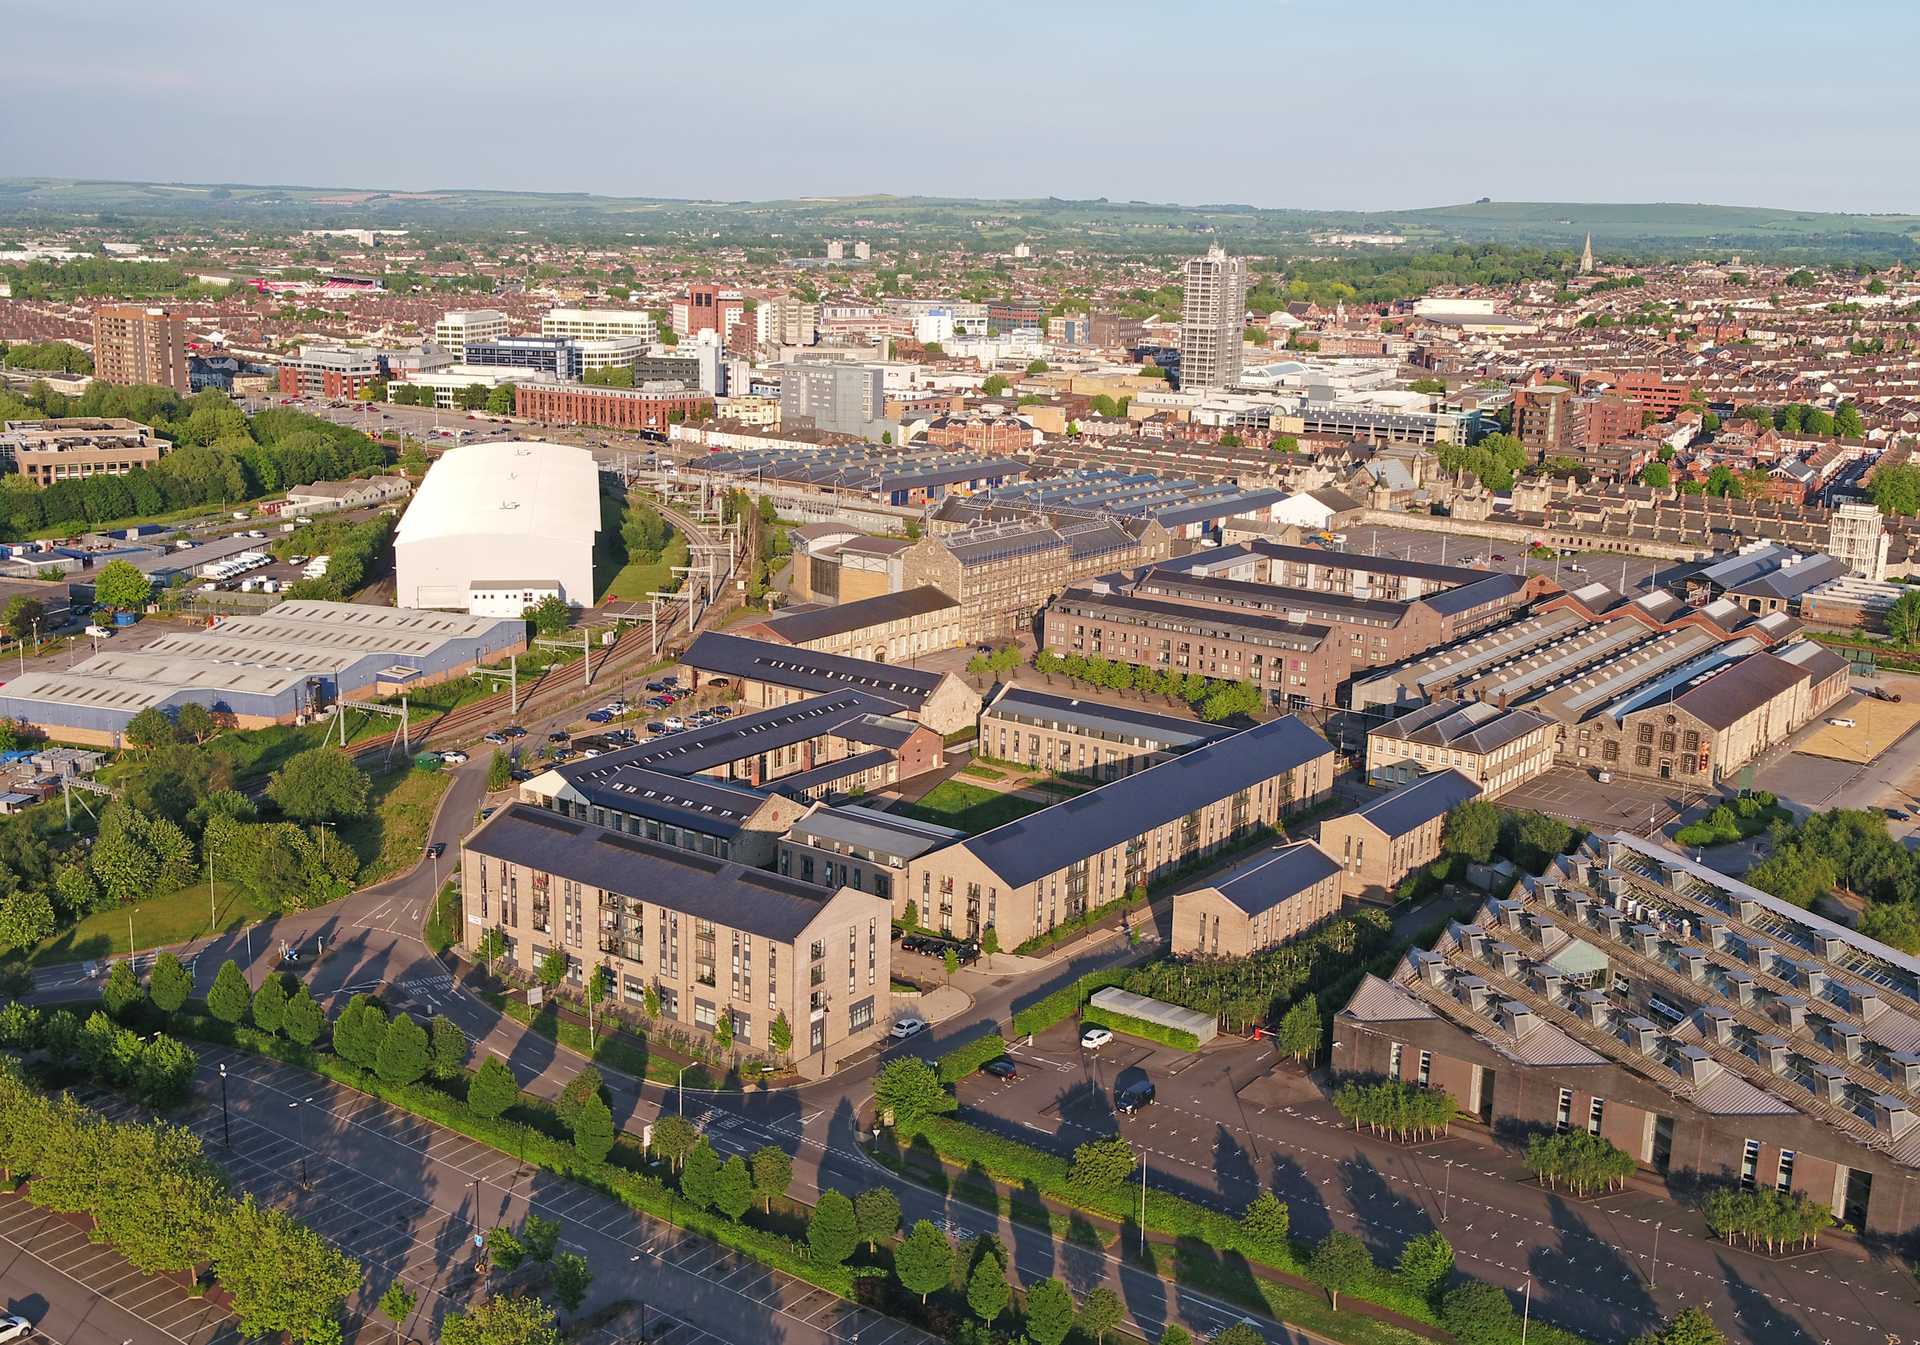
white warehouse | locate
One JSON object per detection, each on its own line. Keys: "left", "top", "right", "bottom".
{"left": 395, "top": 440, "right": 601, "bottom": 613}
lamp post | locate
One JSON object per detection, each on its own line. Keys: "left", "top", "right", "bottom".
{"left": 218, "top": 1063, "right": 231, "bottom": 1148}
{"left": 290, "top": 1095, "right": 314, "bottom": 1188}
{"left": 1520, "top": 1272, "right": 1532, "bottom": 1345}
{"left": 1442, "top": 1158, "right": 1455, "bottom": 1222}
{"left": 678, "top": 1063, "right": 690, "bottom": 1115}
{"left": 1649, "top": 1220, "right": 1662, "bottom": 1289}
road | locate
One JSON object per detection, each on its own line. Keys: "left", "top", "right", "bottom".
{"left": 25, "top": 765, "right": 1920, "bottom": 1345}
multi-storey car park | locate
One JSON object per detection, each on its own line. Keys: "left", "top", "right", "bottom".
{"left": 1337, "top": 831, "right": 1920, "bottom": 1238}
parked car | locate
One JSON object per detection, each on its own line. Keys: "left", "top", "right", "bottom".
{"left": 0, "top": 1314, "right": 33, "bottom": 1343}
{"left": 645, "top": 681, "right": 667, "bottom": 693}
{"left": 980, "top": 1056, "right": 1019, "bottom": 1081}
{"left": 890, "top": 1016, "right": 928, "bottom": 1040}
{"left": 645, "top": 721, "right": 666, "bottom": 735}
{"left": 483, "top": 731, "right": 508, "bottom": 745}
{"left": 1080, "top": 1025, "right": 1114, "bottom": 1051}
{"left": 548, "top": 730, "right": 570, "bottom": 742}
{"left": 664, "top": 717, "right": 685, "bottom": 731}
{"left": 503, "top": 725, "right": 528, "bottom": 738}
{"left": 586, "top": 710, "right": 613, "bottom": 724}
{"left": 440, "top": 749, "right": 469, "bottom": 765}
{"left": 1116, "top": 1078, "right": 1157, "bottom": 1114}
{"left": 1828, "top": 717, "right": 1857, "bottom": 728}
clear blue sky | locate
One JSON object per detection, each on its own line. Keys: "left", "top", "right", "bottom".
{"left": 9, "top": 0, "right": 1920, "bottom": 212}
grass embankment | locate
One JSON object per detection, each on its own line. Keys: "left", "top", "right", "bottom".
{"left": 27, "top": 879, "right": 271, "bottom": 967}
{"left": 341, "top": 765, "right": 453, "bottom": 882}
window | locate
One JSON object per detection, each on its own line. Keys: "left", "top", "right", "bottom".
{"left": 849, "top": 997, "right": 875, "bottom": 1032}
{"left": 1588, "top": 1097, "right": 1605, "bottom": 1135}
{"left": 1740, "top": 1138, "right": 1760, "bottom": 1190}
{"left": 694, "top": 1000, "right": 717, "bottom": 1030}
{"left": 1389, "top": 1042, "right": 1403, "bottom": 1077}
{"left": 1556, "top": 1087, "right": 1573, "bottom": 1132}
{"left": 1417, "top": 1050, "right": 1431, "bottom": 1087}
{"left": 1776, "top": 1149, "right": 1795, "bottom": 1193}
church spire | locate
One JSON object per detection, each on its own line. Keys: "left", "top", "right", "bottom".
{"left": 1579, "top": 233, "right": 1595, "bottom": 275}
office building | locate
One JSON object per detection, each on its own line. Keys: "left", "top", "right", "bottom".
{"left": 510, "top": 381, "right": 713, "bottom": 432}
{"left": 1180, "top": 246, "right": 1248, "bottom": 391}
{"left": 92, "top": 305, "right": 190, "bottom": 392}
{"left": 432, "top": 309, "right": 510, "bottom": 362}
{"left": 462, "top": 802, "right": 893, "bottom": 1073}
{"left": 1365, "top": 699, "right": 1558, "bottom": 797}
{"left": 779, "top": 364, "right": 892, "bottom": 440}
{"left": 465, "top": 336, "right": 584, "bottom": 382}
{"left": 1336, "top": 832, "right": 1920, "bottom": 1237}
{"left": 904, "top": 516, "right": 1171, "bottom": 642}
{"left": 539, "top": 308, "right": 658, "bottom": 344}
{"left": 671, "top": 285, "right": 745, "bottom": 341}
{"left": 758, "top": 297, "right": 819, "bottom": 348}
{"left": 2, "top": 417, "right": 165, "bottom": 485}
{"left": 729, "top": 587, "right": 963, "bottom": 663}
{"left": 277, "top": 345, "right": 385, "bottom": 400}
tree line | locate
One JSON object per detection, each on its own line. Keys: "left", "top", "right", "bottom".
{"left": 0, "top": 339, "right": 92, "bottom": 374}
{"left": 0, "top": 1058, "right": 360, "bottom": 1343}
{"left": 0, "top": 385, "right": 389, "bottom": 540}
{"left": 1032, "top": 649, "right": 1265, "bottom": 723}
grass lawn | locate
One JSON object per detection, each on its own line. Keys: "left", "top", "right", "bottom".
{"left": 27, "top": 878, "right": 272, "bottom": 967}
{"left": 604, "top": 530, "right": 689, "bottom": 603}
{"left": 340, "top": 765, "right": 454, "bottom": 882}
{"left": 957, "top": 762, "right": 1006, "bottom": 781}
{"left": 898, "top": 779, "right": 1050, "bottom": 835}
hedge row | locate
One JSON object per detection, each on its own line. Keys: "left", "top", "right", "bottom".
{"left": 934, "top": 1032, "right": 1008, "bottom": 1085}
{"left": 1010, "top": 967, "right": 1132, "bottom": 1039}
{"left": 165, "top": 1011, "right": 853, "bottom": 1298}
{"left": 1012, "top": 889, "right": 1148, "bottom": 957}
{"left": 1078, "top": 1005, "right": 1199, "bottom": 1052}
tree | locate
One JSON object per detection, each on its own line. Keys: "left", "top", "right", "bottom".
{"left": 767, "top": 1007, "right": 794, "bottom": 1055}
{"left": 1870, "top": 463, "right": 1920, "bottom": 517}
{"left": 475, "top": 927, "right": 508, "bottom": 975}
{"left": 1023, "top": 1277, "right": 1075, "bottom": 1345}
{"left": 536, "top": 945, "right": 568, "bottom": 989}
{"left": 440, "top": 1296, "right": 562, "bottom": 1345}
{"left": 429, "top": 1014, "right": 468, "bottom": 1079}
{"left": 550, "top": 1250, "right": 593, "bottom": 1311}
{"left": 1212, "top": 1328, "right": 1264, "bottom": 1345}
{"left": 855, "top": 1185, "right": 901, "bottom": 1252}
{"left": 680, "top": 1137, "right": 721, "bottom": 1210}
{"left": 895, "top": 1220, "right": 953, "bottom": 1303}
{"left": 207, "top": 958, "right": 251, "bottom": 1025}
{"left": 1067, "top": 1135, "right": 1136, "bottom": 1194}
{"left": 281, "top": 984, "right": 324, "bottom": 1046}
{"left": 873, "top": 1056, "right": 951, "bottom": 1125}
{"left": 526, "top": 594, "right": 570, "bottom": 637}
{"left": 1887, "top": 590, "right": 1920, "bottom": 646}
{"left": 649, "top": 1112, "right": 697, "bottom": 1170}
{"left": 1275, "top": 997, "right": 1321, "bottom": 1064}
{"left": 556, "top": 1066, "right": 604, "bottom": 1129}
{"left": 1397, "top": 1230, "right": 1455, "bottom": 1302}
{"left": 1636, "top": 1307, "right": 1728, "bottom": 1345}
{"left": 1307, "top": 1230, "right": 1374, "bottom": 1310}
{"left": 375, "top": 1013, "right": 430, "bottom": 1086}
{"left": 1442, "top": 1280, "right": 1518, "bottom": 1345}
{"left": 250, "top": 970, "right": 290, "bottom": 1034}
{"left": 94, "top": 558, "right": 152, "bottom": 612}
{"left": 1442, "top": 799, "right": 1500, "bottom": 863}
{"left": 331, "top": 995, "right": 386, "bottom": 1069}
{"left": 807, "top": 1189, "right": 859, "bottom": 1267}
{"left": 569, "top": 1093, "right": 614, "bottom": 1164}
{"left": 981, "top": 925, "right": 1000, "bottom": 959}
{"left": 485, "top": 384, "right": 517, "bottom": 417}
{"left": 0, "top": 887, "right": 53, "bottom": 956}
{"left": 1078, "top": 1286, "right": 1124, "bottom": 1343}
{"left": 468, "top": 1056, "right": 520, "bottom": 1119}
{"left": 1639, "top": 462, "right": 1671, "bottom": 489}
{"left": 124, "top": 706, "right": 178, "bottom": 752}
{"left": 267, "top": 748, "right": 370, "bottom": 823}
{"left": 714, "top": 1011, "right": 734, "bottom": 1053}
{"left": 966, "top": 1248, "right": 1010, "bottom": 1325}
{"left": 102, "top": 960, "right": 144, "bottom": 1019}
{"left": 1158, "top": 1328, "right": 1194, "bottom": 1345}
{"left": 1835, "top": 403, "right": 1865, "bottom": 440}
{"left": 174, "top": 702, "right": 216, "bottom": 743}
{"left": 209, "top": 1194, "right": 362, "bottom": 1345}
{"left": 982, "top": 374, "right": 1010, "bottom": 398}
{"left": 713, "top": 1153, "right": 753, "bottom": 1221}
{"left": 1238, "top": 1191, "right": 1291, "bottom": 1260}
{"left": 1, "top": 595, "right": 44, "bottom": 643}
{"left": 750, "top": 1144, "right": 792, "bottom": 1212}
{"left": 377, "top": 1282, "right": 417, "bottom": 1326}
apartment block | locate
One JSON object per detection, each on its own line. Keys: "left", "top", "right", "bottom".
{"left": 1317, "top": 769, "right": 1482, "bottom": 902}
{"left": 978, "top": 684, "right": 1230, "bottom": 781}
{"left": 462, "top": 802, "right": 892, "bottom": 1072}
{"left": 1366, "top": 700, "right": 1558, "bottom": 797}
{"left": 1172, "top": 840, "right": 1343, "bottom": 958}
{"left": 1180, "top": 246, "right": 1247, "bottom": 391}
{"left": 92, "top": 305, "right": 189, "bottom": 391}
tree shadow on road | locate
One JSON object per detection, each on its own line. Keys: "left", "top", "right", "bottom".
{"left": 1342, "top": 1153, "right": 1435, "bottom": 1265}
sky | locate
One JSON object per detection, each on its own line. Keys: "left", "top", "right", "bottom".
{"left": 8, "top": 0, "right": 1920, "bottom": 213}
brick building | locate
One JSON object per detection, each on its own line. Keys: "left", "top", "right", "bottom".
{"left": 512, "top": 380, "right": 712, "bottom": 431}
{"left": 277, "top": 345, "right": 385, "bottom": 400}
{"left": 1335, "top": 832, "right": 1920, "bottom": 1238}
{"left": 729, "top": 586, "right": 963, "bottom": 663}
{"left": 1365, "top": 700, "right": 1557, "bottom": 798}
{"left": 978, "top": 684, "right": 1231, "bottom": 781}
{"left": 679, "top": 632, "right": 981, "bottom": 737}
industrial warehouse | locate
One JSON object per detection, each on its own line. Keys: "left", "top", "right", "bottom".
{"left": 0, "top": 601, "right": 525, "bottom": 747}
{"left": 1337, "top": 832, "right": 1920, "bottom": 1239}
{"left": 394, "top": 439, "right": 601, "bottom": 613}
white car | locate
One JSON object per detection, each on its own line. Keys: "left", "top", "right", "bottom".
{"left": 1828, "top": 717, "right": 1857, "bottom": 728}
{"left": 663, "top": 716, "right": 685, "bottom": 731}
{"left": 0, "top": 1315, "right": 33, "bottom": 1343}
{"left": 1080, "top": 1025, "right": 1114, "bottom": 1050}
{"left": 440, "top": 749, "right": 469, "bottom": 765}
{"left": 889, "top": 1016, "right": 928, "bottom": 1040}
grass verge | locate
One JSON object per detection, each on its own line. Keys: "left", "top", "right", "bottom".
{"left": 898, "top": 779, "right": 1050, "bottom": 835}
{"left": 26, "top": 878, "right": 271, "bottom": 967}
{"left": 483, "top": 990, "right": 731, "bottom": 1091}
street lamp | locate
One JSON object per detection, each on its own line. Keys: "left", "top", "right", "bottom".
{"left": 1649, "top": 1220, "right": 1662, "bottom": 1289}
{"left": 1442, "top": 1158, "right": 1455, "bottom": 1222}
{"left": 290, "top": 1095, "right": 315, "bottom": 1187}
{"left": 1520, "top": 1272, "right": 1532, "bottom": 1345}
{"left": 218, "top": 1063, "right": 231, "bottom": 1148}
{"left": 678, "top": 1063, "right": 690, "bottom": 1115}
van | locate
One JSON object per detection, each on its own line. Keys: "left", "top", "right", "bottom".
{"left": 84, "top": 624, "right": 113, "bottom": 638}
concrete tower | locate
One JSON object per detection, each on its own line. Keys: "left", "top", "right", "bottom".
{"left": 1180, "top": 245, "right": 1249, "bottom": 392}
